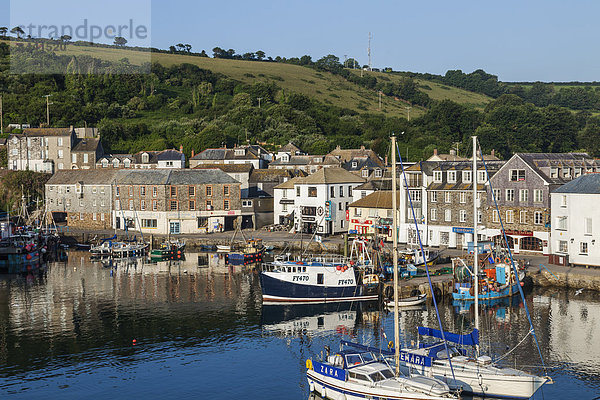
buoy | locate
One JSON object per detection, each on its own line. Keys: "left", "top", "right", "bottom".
{"left": 132, "top": 339, "right": 137, "bottom": 344}
{"left": 26, "top": 254, "right": 32, "bottom": 260}
{"left": 336, "top": 265, "right": 341, "bottom": 271}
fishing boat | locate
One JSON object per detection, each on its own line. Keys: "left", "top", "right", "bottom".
{"left": 399, "top": 248, "right": 439, "bottom": 267}
{"left": 452, "top": 258, "right": 523, "bottom": 301}
{"left": 90, "top": 235, "right": 148, "bottom": 259}
{"left": 398, "top": 136, "right": 551, "bottom": 399}
{"left": 305, "top": 136, "right": 457, "bottom": 400}
{"left": 150, "top": 239, "right": 185, "bottom": 261}
{"left": 226, "top": 238, "right": 264, "bottom": 265}
{"left": 260, "top": 239, "right": 379, "bottom": 304}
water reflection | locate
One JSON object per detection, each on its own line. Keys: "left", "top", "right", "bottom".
{"left": 0, "top": 252, "right": 598, "bottom": 399}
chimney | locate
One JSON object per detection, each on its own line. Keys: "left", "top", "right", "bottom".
{"left": 384, "top": 155, "right": 388, "bottom": 165}
{"left": 336, "top": 145, "right": 341, "bottom": 150}
{"left": 491, "top": 149, "right": 495, "bottom": 157}
{"left": 191, "top": 149, "right": 195, "bottom": 158}
{"left": 450, "top": 149, "right": 456, "bottom": 156}
{"left": 360, "top": 145, "right": 365, "bottom": 150}
{"left": 433, "top": 149, "right": 438, "bottom": 156}
{"left": 179, "top": 145, "right": 183, "bottom": 153}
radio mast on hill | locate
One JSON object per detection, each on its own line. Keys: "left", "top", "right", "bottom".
{"left": 368, "top": 32, "right": 372, "bottom": 71}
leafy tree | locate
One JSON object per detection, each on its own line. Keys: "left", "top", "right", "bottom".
{"left": 114, "top": 36, "right": 127, "bottom": 46}
{"left": 0, "top": 27, "right": 8, "bottom": 37}
{"left": 255, "top": 50, "right": 265, "bottom": 61}
{"left": 315, "top": 54, "right": 342, "bottom": 73}
{"left": 10, "top": 26, "right": 25, "bottom": 38}
{"left": 60, "top": 35, "right": 72, "bottom": 42}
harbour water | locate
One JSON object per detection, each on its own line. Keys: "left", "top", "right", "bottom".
{"left": 0, "top": 252, "right": 598, "bottom": 399}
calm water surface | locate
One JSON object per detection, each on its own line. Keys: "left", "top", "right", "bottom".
{"left": 0, "top": 252, "right": 598, "bottom": 399}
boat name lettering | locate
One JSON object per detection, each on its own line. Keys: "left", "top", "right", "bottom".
{"left": 292, "top": 275, "right": 309, "bottom": 282}
{"left": 313, "top": 361, "right": 346, "bottom": 381}
{"left": 338, "top": 279, "right": 354, "bottom": 285}
{"left": 400, "top": 351, "right": 431, "bottom": 367}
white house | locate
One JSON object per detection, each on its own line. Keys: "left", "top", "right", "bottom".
{"left": 274, "top": 167, "right": 365, "bottom": 235}
{"left": 550, "top": 174, "right": 600, "bottom": 267}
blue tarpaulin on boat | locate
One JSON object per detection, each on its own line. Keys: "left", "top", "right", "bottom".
{"left": 417, "top": 327, "right": 479, "bottom": 346}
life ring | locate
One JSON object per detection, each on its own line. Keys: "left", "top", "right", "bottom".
{"left": 494, "top": 257, "right": 501, "bottom": 263}
{"left": 388, "top": 340, "right": 394, "bottom": 349}
{"left": 504, "top": 257, "right": 511, "bottom": 264}
{"left": 306, "top": 359, "right": 313, "bottom": 370}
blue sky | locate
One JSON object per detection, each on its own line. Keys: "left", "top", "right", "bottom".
{"left": 2, "top": 0, "right": 600, "bottom": 82}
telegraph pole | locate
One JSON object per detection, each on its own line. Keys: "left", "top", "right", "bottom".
{"left": 406, "top": 106, "right": 412, "bottom": 122}
{"left": 368, "top": 32, "right": 372, "bottom": 71}
{"left": 257, "top": 97, "right": 262, "bottom": 108}
{"left": 0, "top": 95, "right": 3, "bottom": 136}
{"left": 378, "top": 91, "right": 382, "bottom": 110}
{"left": 43, "top": 94, "right": 52, "bottom": 126}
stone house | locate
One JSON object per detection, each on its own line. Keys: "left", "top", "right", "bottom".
{"left": 96, "top": 149, "right": 185, "bottom": 169}
{"left": 113, "top": 169, "right": 241, "bottom": 235}
{"left": 485, "top": 153, "right": 600, "bottom": 255}
{"left": 72, "top": 138, "right": 104, "bottom": 170}
{"left": 189, "top": 144, "right": 271, "bottom": 169}
{"left": 45, "top": 169, "right": 118, "bottom": 229}
{"left": 8, "top": 127, "right": 76, "bottom": 172}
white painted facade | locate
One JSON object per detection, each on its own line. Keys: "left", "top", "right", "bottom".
{"left": 551, "top": 192, "right": 599, "bottom": 266}
{"left": 115, "top": 210, "right": 239, "bottom": 235}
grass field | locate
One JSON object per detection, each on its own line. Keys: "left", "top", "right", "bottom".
{"left": 4, "top": 40, "right": 495, "bottom": 117}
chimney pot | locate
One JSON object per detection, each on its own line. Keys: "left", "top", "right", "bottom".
{"left": 433, "top": 149, "right": 438, "bottom": 156}
{"left": 491, "top": 149, "right": 495, "bottom": 157}
{"left": 180, "top": 145, "right": 183, "bottom": 153}
{"left": 191, "top": 149, "right": 195, "bottom": 158}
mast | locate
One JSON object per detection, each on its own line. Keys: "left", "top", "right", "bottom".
{"left": 472, "top": 136, "right": 479, "bottom": 356}
{"left": 391, "top": 135, "right": 399, "bottom": 375}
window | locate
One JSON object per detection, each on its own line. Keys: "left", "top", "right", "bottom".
{"left": 79, "top": 213, "right": 83, "bottom": 220}
{"left": 444, "top": 192, "right": 451, "bottom": 203}
{"left": 92, "top": 199, "right": 96, "bottom": 207}
{"left": 444, "top": 209, "right": 451, "bottom": 222}
{"left": 224, "top": 185, "right": 230, "bottom": 197}
{"left": 170, "top": 186, "right": 177, "bottom": 197}
{"left": 189, "top": 200, "right": 196, "bottom": 210}
{"left": 72, "top": 154, "right": 77, "bottom": 163}
{"left": 478, "top": 171, "right": 487, "bottom": 183}
{"left": 462, "top": 171, "right": 472, "bottom": 183}
{"left": 354, "top": 208, "right": 362, "bottom": 217}
{"left": 580, "top": 242, "right": 588, "bottom": 255}
{"left": 296, "top": 186, "right": 300, "bottom": 197}
{"left": 562, "top": 168, "right": 571, "bottom": 178}
{"left": 550, "top": 168, "right": 558, "bottom": 178}
{"left": 129, "top": 186, "right": 133, "bottom": 197}
{"left": 409, "top": 190, "right": 421, "bottom": 202}
{"left": 206, "top": 186, "right": 212, "bottom": 197}
{"left": 115, "top": 200, "right": 120, "bottom": 210}
{"left": 534, "top": 211, "right": 543, "bottom": 225}
{"left": 141, "top": 200, "right": 146, "bottom": 211}
{"left": 433, "top": 171, "right": 442, "bottom": 183}
{"left": 459, "top": 210, "right": 467, "bottom": 223}
{"left": 83, "top": 154, "right": 88, "bottom": 164}
{"left": 142, "top": 153, "right": 149, "bottom": 163}
{"left": 361, "top": 191, "right": 367, "bottom": 199}
{"left": 282, "top": 203, "right": 288, "bottom": 212}
{"left": 101, "top": 160, "right": 108, "bottom": 168}
{"left": 431, "top": 191, "right": 437, "bottom": 202}
{"left": 170, "top": 200, "right": 178, "bottom": 211}
{"left": 556, "top": 215, "right": 567, "bottom": 230}
{"left": 206, "top": 200, "right": 212, "bottom": 210}
{"left": 585, "top": 218, "right": 593, "bottom": 235}
{"left": 478, "top": 211, "right": 482, "bottom": 224}
{"left": 375, "top": 169, "right": 382, "bottom": 178}
{"left": 112, "top": 159, "right": 119, "bottom": 168}
{"left": 330, "top": 186, "right": 335, "bottom": 198}
{"left": 101, "top": 213, "right": 105, "bottom": 221}
{"left": 519, "top": 189, "right": 529, "bottom": 202}
{"left": 493, "top": 210, "right": 500, "bottom": 223}
{"left": 558, "top": 240, "right": 568, "bottom": 253}
{"left": 492, "top": 189, "right": 501, "bottom": 201}
{"left": 352, "top": 161, "right": 358, "bottom": 168}
{"left": 153, "top": 186, "right": 157, "bottom": 197}
{"left": 361, "top": 169, "right": 369, "bottom": 178}
{"left": 505, "top": 189, "right": 515, "bottom": 202}
{"left": 129, "top": 200, "right": 134, "bottom": 210}
{"left": 58, "top": 137, "right": 63, "bottom": 146}
{"left": 447, "top": 171, "right": 457, "bottom": 183}
{"left": 575, "top": 168, "right": 582, "bottom": 178}
{"left": 58, "top": 163, "right": 64, "bottom": 170}
{"left": 533, "top": 189, "right": 543, "bottom": 203}
{"left": 58, "top": 150, "right": 63, "bottom": 159}
{"left": 459, "top": 192, "right": 466, "bottom": 204}
{"left": 142, "top": 219, "right": 157, "bottom": 228}
{"left": 308, "top": 187, "right": 317, "bottom": 197}
{"left": 519, "top": 211, "right": 527, "bottom": 224}
{"left": 338, "top": 202, "right": 343, "bottom": 211}
{"left": 11, "top": 149, "right": 17, "bottom": 156}
{"left": 431, "top": 209, "right": 437, "bottom": 221}
{"left": 224, "top": 199, "right": 230, "bottom": 210}
{"left": 510, "top": 169, "right": 525, "bottom": 181}
{"left": 560, "top": 195, "right": 567, "bottom": 207}
{"left": 139, "top": 186, "right": 145, "bottom": 196}
{"left": 152, "top": 200, "right": 157, "bottom": 211}
{"left": 339, "top": 186, "right": 344, "bottom": 197}
{"left": 506, "top": 210, "right": 514, "bottom": 223}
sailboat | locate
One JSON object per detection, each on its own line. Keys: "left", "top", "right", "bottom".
{"left": 305, "top": 136, "right": 458, "bottom": 400}
{"left": 398, "top": 136, "right": 551, "bottom": 399}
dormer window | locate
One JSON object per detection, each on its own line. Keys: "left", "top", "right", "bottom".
{"left": 433, "top": 171, "right": 442, "bottom": 183}
{"left": 124, "top": 159, "right": 131, "bottom": 168}
{"left": 462, "top": 171, "right": 472, "bottom": 183}
{"left": 447, "top": 171, "right": 457, "bottom": 183}
{"left": 282, "top": 154, "right": 289, "bottom": 162}
{"left": 235, "top": 148, "right": 245, "bottom": 156}
{"left": 142, "top": 153, "right": 149, "bottom": 163}
{"left": 112, "top": 159, "right": 119, "bottom": 168}
{"left": 352, "top": 161, "right": 358, "bottom": 168}
{"left": 314, "top": 157, "right": 321, "bottom": 163}
{"left": 361, "top": 169, "right": 369, "bottom": 178}
{"left": 101, "top": 159, "right": 108, "bottom": 168}
{"left": 374, "top": 169, "right": 382, "bottom": 178}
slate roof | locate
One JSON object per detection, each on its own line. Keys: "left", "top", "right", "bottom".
{"left": 72, "top": 138, "right": 102, "bottom": 152}
{"left": 249, "top": 169, "right": 300, "bottom": 183}
{"left": 426, "top": 160, "right": 504, "bottom": 191}
{"left": 274, "top": 176, "right": 305, "bottom": 190}
{"left": 47, "top": 169, "right": 238, "bottom": 186}
{"left": 47, "top": 170, "right": 119, "bottom": 185}
{"left": 343, "top": 157, "right": 382, "bottom": 172}
{"left": 279, "top": 142, "right": 303, "bottom": 154}
{"left": 553, "top": 174, "right": 600, "bottom": 194}
{"left": 327, "top": 146, "right": 385, "bottom": 166}
{"left": 194, "top": 163, "right": 254, "bottom": 173}
{"left": 269, "top": 155, "right": 340, "bottom": 167}
{"left": 353, "top": 180, "right": 393, "bottom": 191}
{"left": 191, "top": 145, "right": 267, "bottom": 161}
{"left": 516, "top": 153, "right": 600, "bottom": 185}
{"left": 349, "top": 191, "right": 400, "bottom": 209}
{"left": 21, "top": 128, "right": 74, "bottom": 136}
